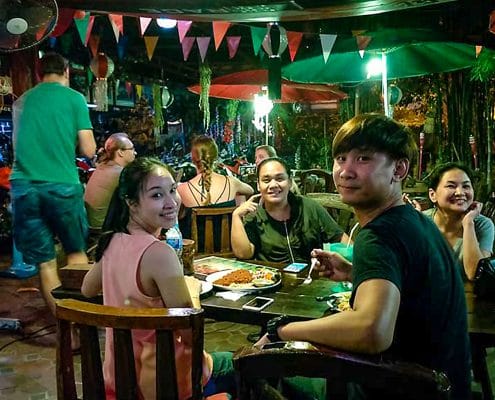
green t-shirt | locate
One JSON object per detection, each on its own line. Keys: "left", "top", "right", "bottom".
{"left": 351, "top": 205, "right": 471, "bottom": 400}
{"left": 11, "top": 82, "right": 92, "bottom": 184}
{"left": 243, "top": 192, "right": 344, "bottom": 263}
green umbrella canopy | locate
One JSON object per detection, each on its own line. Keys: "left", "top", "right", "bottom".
{"left": 283, "top": 29, "right": 477, "bottom": 84}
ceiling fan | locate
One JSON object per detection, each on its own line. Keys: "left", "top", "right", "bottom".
{"left": 0, "top": 0, "right": 58, "bottom": 52}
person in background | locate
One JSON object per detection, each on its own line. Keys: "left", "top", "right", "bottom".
{"left": 255, "top": 144, "right": 277, "bottom": 167}
{"left": 81, "top": 157, "right": 235, "bottom": 400}
{"left": 421, "top": 162, "right": 494, "bottom": 281}
{"left": 255, "top": 114, "right": 471, "bottom": 400}
{"left": 84, "top": 132, "right": 136, "bottom": 229}
{"left": 178, "top": 135, "right": 253, "bottom": 251}
{"left": 10, "top": 52, "right": 96, "bottom": 316}
{"left": 231, "top": 157, "right": 349, "bottom": 264}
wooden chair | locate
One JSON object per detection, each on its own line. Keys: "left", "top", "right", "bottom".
{"left": 299, "top": 169, "right": 335, "bottom": 194}
{"left": 234, "top": 341, "right": 451, "bottom": 400}
{"left": 191, "top": 206, "right": 236, "bottom": 255}
{"left": 55, "top": 298, "right": 206, "bottom": 400}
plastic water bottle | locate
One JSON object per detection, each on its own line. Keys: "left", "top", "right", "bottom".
{"left": 166, "top": 223, "right": 183, "bottom": 264}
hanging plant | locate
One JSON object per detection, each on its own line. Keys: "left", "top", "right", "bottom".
{"left": 471, "top": 48, "right": 495, "bottom": 82}
{"left": 152, "top": 84, "right": 164, "bottom": 130}
{"left": 226, "top": 99, "right": 239, "bottom": 121}
{"left": 199, "top": 63, "right": 212, "bottom": 129}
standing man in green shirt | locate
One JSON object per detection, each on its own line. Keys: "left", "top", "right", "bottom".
{"left": 10, "top": 52, "right": 96, "bottom": 316}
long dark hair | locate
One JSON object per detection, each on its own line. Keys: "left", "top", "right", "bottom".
{"left": 95, "top": 157, "right": 174, "bottom": 261}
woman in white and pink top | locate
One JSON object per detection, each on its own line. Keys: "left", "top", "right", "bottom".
{"left": 82, "top": 157, "right": 236, "bottom": 399}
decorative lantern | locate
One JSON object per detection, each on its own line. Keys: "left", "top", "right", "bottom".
{"left": 262, "top": 23, "right": 287, "bottom": 100}
{"left": 90, "top": 53, "right": 114, "bottom": 111}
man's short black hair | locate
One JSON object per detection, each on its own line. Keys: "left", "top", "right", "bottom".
{"left": 39, "top": 52, "right": 69, "bottom": 76}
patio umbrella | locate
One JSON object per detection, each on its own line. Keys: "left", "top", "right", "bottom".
{"left": 188, "top": 69, "right": 347, "bottom": 103}
{"left": 282, "top": 40, "right": 477, "bottom": 84}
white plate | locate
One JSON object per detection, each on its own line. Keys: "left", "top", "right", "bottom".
{"left": 200, "top": 281, "right": 213, "bottom": 297}
{"left": 206, "top": 268, "right": 281, "bottom": 292}
{"left": 326, "top": 291, "right": 352, "bottom": 312}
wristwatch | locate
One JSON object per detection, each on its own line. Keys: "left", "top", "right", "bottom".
{"left": 266, "top": 315, "right": 292, "bottom": 342}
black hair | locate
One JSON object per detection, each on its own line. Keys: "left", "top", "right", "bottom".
{"left": 427, "top": 162, "right": 474, "bottom": 191}
{"left": 95, "top": 157, "right": 174, "bottom": 261}
{"left": 256, "top": 157, "right": 292, "bottom": 180}
{"left": 332, "top": 113, "right": 417, "bottom": 163}
{"left": 39, "top": 52, "right": 69, "bottom": 76}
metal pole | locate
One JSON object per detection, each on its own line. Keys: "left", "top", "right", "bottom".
{"left": 382, "top": 52, "right": 389, "bottom": 117}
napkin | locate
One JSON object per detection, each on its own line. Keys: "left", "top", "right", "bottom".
{"left": 216, "top": 291, "right": 248, "bottom": 301}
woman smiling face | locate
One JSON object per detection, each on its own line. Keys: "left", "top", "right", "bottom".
{"left": 128, "top": 167, "right": 181, "bottom": 233}
{"left": 429, "top": 168, "right": 474, "bottom": 215}
{"left": 257, "top": 160, "right": 291, "bottom": 206}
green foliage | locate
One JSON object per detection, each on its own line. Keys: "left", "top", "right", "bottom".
{"left": 199, "top": 64, "right": 212, "bottom": 129}
{"left": 226, "top": 100, "right": 240, "bottom": 121}
{"left": 471, "top": 49, "right": 495, "bottom": 82}
{"left": 152, "top": 84, "right": 164, "bottom": 129}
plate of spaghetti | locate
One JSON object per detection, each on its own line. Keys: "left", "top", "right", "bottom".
{"left": 206, "top": 267, "right": 281, "bottom": 292}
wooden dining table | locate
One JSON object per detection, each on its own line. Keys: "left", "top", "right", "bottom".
{"left": 53, "top": 260, "right": 495, "bottom": 400}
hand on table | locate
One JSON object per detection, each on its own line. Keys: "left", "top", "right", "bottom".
{"left": 254, "top": 333, "right": 271, "bottom": 348}
{"left": 233, "top": 194, "right": 262, "bottom": 219}
{"left": 311, "top": 248, "right": 352, "bottom": 282}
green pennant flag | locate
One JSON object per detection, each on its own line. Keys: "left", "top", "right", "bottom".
{"left": 87, "top": 67, "right": 94, "bottom": 86}
{"left": 250, "top": 26, "right": 266, "bottom": 56}
{"left": 74, "top": 12, "right": 90, "bottom": 45}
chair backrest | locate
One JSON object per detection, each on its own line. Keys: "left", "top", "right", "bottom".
{"left": 55, "top": 298, "right": 205, "bottom": 400}
{"left": 299, "top": 169, "right": 335, "bottom": 194}
{"left": 234, "top": 341, "right": 451, "bottom": 400}
{"left": 191, "top": 206, "right": 236, "bottom": 255}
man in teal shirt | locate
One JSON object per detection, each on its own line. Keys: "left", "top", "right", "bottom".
{"left": 10, "top": 52, "right": 96, "bottom": 317}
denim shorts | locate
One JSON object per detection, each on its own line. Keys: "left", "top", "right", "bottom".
{"left": 11, "top": 180, "right": 88, "bottom": 265}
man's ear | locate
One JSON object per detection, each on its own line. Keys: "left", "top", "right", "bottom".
{"left": 392, "top": 158, "right": 409, "bottom": 182}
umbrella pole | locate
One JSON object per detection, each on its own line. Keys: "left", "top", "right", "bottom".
{"left": 382, "top": 52, "right": 390, "bottom": 117}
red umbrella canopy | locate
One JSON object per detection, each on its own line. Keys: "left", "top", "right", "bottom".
{"left": 188, "top": 69, "right": 347, "bottom": 103}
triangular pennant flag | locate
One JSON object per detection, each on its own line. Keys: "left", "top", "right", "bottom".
{"left": 144, "top": 36, "right": 159, "bottom": 61}
{"left": 50, "top": 8, "right": 74, "bottom": 37}
{"left": 212, "top": 21, "right": 231, "bottom": 50}
{"left": 177, "top": 20, "right": 192, "bottom": 43}
{"left": 139, "top": 17, "right": 152, "bottom": 37}
{"left": 84, "top": 16, "right": 95, "bottom": 46}
{"left": 287, "top": 31, "right": 303, "bottom": 62}
{"left": 74, "top": 12, "right": 90, "bottom": 45}
{"left": 196, "top": 37, "right": 211, "bottom": 63}
{"left": 476, "top": 45, "right": 483, "bottom": 58}
{"left": 125, "top": 81, "right": 133, "bottom": 97}
{"left": 351, "top": 30, "right": 366, "bottom": 37}
{"left": 108, "top": 14, "right": 123, "bottom": 42}
{"left": 320, "top": 34, "right": 337, "bottom": 63}
{"left": 88, "top": 34, "right": 100, "bottom": 57}
{"left": 356, "top": 35, "right": 372, "bottom": 58}
{"left": 226, "top": 36, "right": 241, "bottom": 59}
{"left": 250, "top": 26, "right": 266, "bottom": 56}
{"left": 117, "top": 35, "right": 129, "bottom": 60}
{"left": 181, "top": 37, "right": 195, "bottom": 61}
{"left": 136, "top": 84, "right": 143, "bottom": 98}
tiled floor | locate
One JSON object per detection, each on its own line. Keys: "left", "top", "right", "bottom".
{"left": 1, "top": 252, "right": 495, "bottom": 399}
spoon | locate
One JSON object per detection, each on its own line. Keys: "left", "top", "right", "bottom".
{"left": 303, "top": 258, "right": 318, "bottom": 285}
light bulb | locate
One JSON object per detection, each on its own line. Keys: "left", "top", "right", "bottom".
{"left": 156, "top": 18, "right": 177, "bottom": 29}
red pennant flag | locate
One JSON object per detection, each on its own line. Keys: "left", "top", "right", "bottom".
{"left": 212, "top": 21, "right": 231, "bottom": 50}
{"left": 108, "top": 14, "right": 124, "bottom": 42}
{"left": 88, "top": 34, "right": 100, "bottom": 57}
{"left": 196, "top": 37, "right": 211, "bottom": 62}
{"left": 84, "top": 16, "right": 95, "bottom": 46}
{"left": 356, "top": 35, "right": 372, "bottom": 58}
{"left": 287, "top": 31, "right": 303, "bottom": 62}
{"left": 125, "top": 81, "right": 133, "bottom": 97}
{"left": 177, "top": 20, "right": 192, "bottom": 43}
{"left": 50, "top": 8, "right": 75, "bottom": 37}
{"left": 181, "top": 37, "right": 195, "bottom": 61}
{"left": 139, "top": 17, "right": 152, "bottom": 37}
{"left": 226, "top": 36, "right": 241, "bottom": 59}
{"left": 144, "top": 36, "right": 159, "bottom": 60}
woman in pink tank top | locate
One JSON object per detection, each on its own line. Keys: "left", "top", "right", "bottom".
{"left": 82, "top": 157, "right": 236, "bottom": 399}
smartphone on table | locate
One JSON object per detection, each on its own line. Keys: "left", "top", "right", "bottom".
{"left": 242, "top": 296, "right": 274, "bottom": 311}
{"left": 283, "top": 262, "right": 308, "bottom": 273}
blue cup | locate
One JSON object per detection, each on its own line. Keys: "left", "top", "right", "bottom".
{"left": 324, "top": 243, "right": 353, "bottom": 262}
